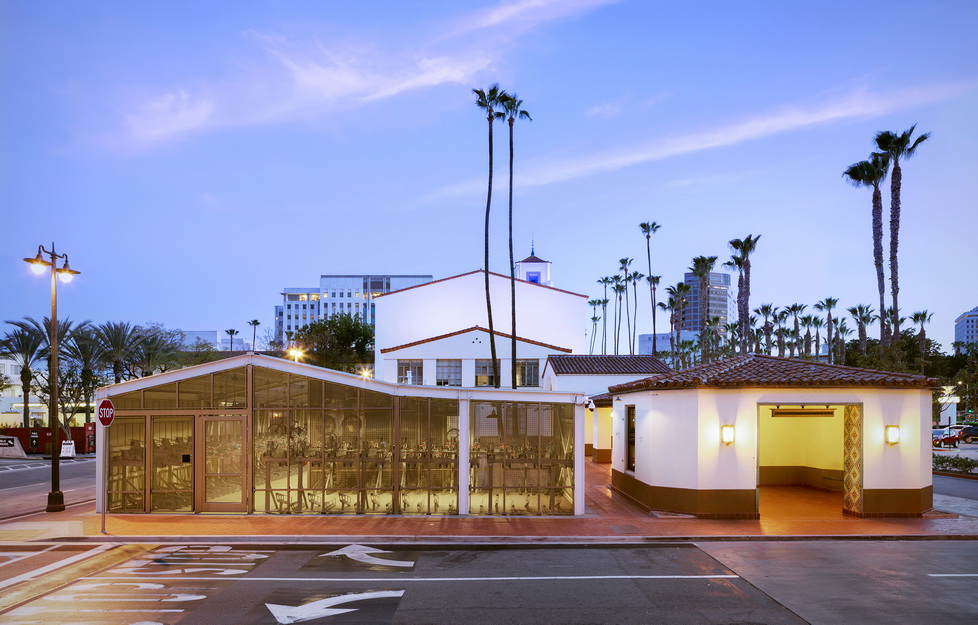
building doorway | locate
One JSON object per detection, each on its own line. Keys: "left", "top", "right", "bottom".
{"left": 756, "top": 404, "right": 862, "bottom": 519}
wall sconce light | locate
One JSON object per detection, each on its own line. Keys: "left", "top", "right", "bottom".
{"left": 885, "top": 425, "right": 900, "bottom": 445}
{"left": 720, "top": 424, "right": 735, "bottom": 446}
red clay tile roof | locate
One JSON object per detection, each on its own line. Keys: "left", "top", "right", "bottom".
{"left": 609, "top": 354, "right": 940, "bottom": 393}
{"left": 546, "top": 355, "right": 672, "bottom": 375}
{"left": 380, "top": 326, "right": 573, "bottom": 354}
{"left": 519, "top": 254, "right": 548, "bottom": 263}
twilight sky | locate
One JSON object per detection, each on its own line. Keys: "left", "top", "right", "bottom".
{"left": 2, "top": 0, "right": 976, "bottom": 351}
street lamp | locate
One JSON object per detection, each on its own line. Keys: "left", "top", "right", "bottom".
{"left": 23, "top": 243, "right": 80, "bottom": 513}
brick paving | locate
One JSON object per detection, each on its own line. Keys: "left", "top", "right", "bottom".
{"left": 5, "top": 462, "right": 978, "bottom": 542}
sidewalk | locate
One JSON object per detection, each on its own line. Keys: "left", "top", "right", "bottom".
{"left": 3, "top": 462, "right": 978, "bottom": 543}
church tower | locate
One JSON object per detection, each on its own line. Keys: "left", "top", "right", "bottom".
{"left": 514, "top": 243, "right": 552, "bottom": 287}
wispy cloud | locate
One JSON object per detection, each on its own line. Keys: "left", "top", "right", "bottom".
{"left": 426, "top": 80, "right": 976, "bottom": 199}
{"left": 118, "top": 0, "right": 619, "bottom": 146}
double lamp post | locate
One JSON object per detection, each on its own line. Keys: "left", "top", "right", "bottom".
{"left": 23, "top": 243, "right": 80, "bottom": 513}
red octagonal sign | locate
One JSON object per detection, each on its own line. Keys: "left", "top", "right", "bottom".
{"left": 97, "top": 398, "right": 115, "bottom": 427}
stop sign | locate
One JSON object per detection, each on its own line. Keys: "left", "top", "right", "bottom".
{"left": 97, "top": 398, "right": 115, "bottom": 427}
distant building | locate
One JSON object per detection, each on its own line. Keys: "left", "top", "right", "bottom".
{"left": 275, "top": 274, "right": 433, "bottom": 344}
{"left": 681, "top": 271, "right": 736, "bottom": 331}
{"left": 639, "top": 331, "right": 700, "bottom": 356}
{"left": 181, "top": 330, "right": 249, "bottom": 352}
{"left": 955, "top": 306, "right": 978, "bottom": 353}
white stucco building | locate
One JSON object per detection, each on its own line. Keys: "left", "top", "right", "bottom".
{"left": 373, "top": 269, "right": 588, "bottom": 388}
{"left": 607, "top": 354, "right": 938, "bottom": 519}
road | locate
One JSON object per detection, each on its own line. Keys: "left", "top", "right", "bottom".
{"left": 0, "top": 541, "right": 976, "bottom": 624}
{"left": 0, "top": 457, "right": 97, "bottom": 519}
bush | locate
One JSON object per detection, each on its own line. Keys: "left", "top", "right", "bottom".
{"left": 933, "top": 453, "right": 978, "bottom": 474}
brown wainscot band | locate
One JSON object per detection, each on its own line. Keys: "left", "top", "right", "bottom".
{"left": 612, "top": 469, "right": 759, "bottom": 519}
{"left": 844, "top": 486, "right": 933, "bottom": 518}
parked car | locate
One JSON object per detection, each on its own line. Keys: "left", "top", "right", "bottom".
{"left": 933, "top": 428, "right": 959, "bottom": 448}
{"left": 958, "top": 425, "right": 978, "bottom": 444}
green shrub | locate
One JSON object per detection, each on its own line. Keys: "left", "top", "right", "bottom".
{"left": 933, "top": 453, "right": 978, "bottom": 474}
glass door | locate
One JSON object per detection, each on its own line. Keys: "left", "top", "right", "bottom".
{"left": 197, "top": 415, "right": 249, "bottom": 512}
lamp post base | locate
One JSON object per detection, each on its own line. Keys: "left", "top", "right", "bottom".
{"left": 45, "top": 491, "right": 66, "bottom": 512}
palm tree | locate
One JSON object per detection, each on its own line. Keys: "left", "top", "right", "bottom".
{"left": 689, "top": 256, "right": 717, "bottom": 362}
{"left": 848, "top": 305, "right": 876, "bottom": 357}
{"left": 587, "top": 299, "right": 602, "bottom": 354}
{"left": 646, "top": 275, "right": 661, "bottom": 356}
{"left": 843, "top": 153, "right": 890, "bottom": 347}
{"left": 61, "top": 327, "right": 106, "bottom": 424}
{"left": 640, "top": 221, "right": 662, "bottom": 353}
{"left": 911, "top": 310, "right": 933, "bottom": 358}
{"left": 618, "top": 258, "right": 633, "bottom": 354}
{"left": 225, "top": 328, "right": 239, "bottom": 353}
{"left": 811, "top": 316, "right": 825, "bottom": 359}
{"left": 94, "top": 322, "right": 145, "bottom": 384}
{"left": 473, "top": 83, "right": 509, "bottom": 387}
{"left": 814, "top": 298, "right": 839, "bottom": 363}
{"left": 754, "top": 304, "right": 776, "bottom": 355}
{"left": 503, "top": 94, "right": 531, "bottom": 387}
{"left": 835, "top": 320, "right": 853, "bottom": 365}
{"left": 875, "top": 125, "right": 930, "bottom": 340}
{"left": 629, "top": 270, "right": 644, "bottom": 354}
{"left": 597, "top": 277, "right": 613, "bottom": 354}
{"left": 729, "top": 234, "right": 761, "bottom": 354}
{"left": 612, "top": 279, "right": 626, "bottom": 355}
{"left": 775, "top": 309, "right": 789, "bottom": 357}
{"left": 1, "top": 327, "right": 44, "bottom": 426}
{"left": 786, "top": 304, "right": 807, "bottom": 358}
{"left": 722, "top": 253, "right": 744, "bottom": 354}
{"left": 248, "top": 319, "right": 261, "bottom": 351}
{"left": 800, "top": 315, "right": 814, "bottom": 357}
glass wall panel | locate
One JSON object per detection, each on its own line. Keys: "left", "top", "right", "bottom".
{"left": 213, "top": 369, "right": 246, "bottom": 408}
{"left": 362, "top": 389, "right": 393, "bottom": 408}
{"left": 203, "top": 420, "right": 243, "bottom": 504}
{"left": 469, "top": 401, "right": 574, "bottom": 515}
{"left": 143, "top": 383, "right": 178, "bottom": 410}
{"left": 111, "top": 390, "right": 141, "bottom": 410}
{"left": 108, "top": 417, "right": 146, "bottom": 512}
{"left": 254, "top": 367, "right": 288, "bottom": 408}
{"left": 289, "top": 375, "right": 322, "bottom": 408}
{"left": 325, "top": 382, "right": 358, "bottom": 409}
{"left": 397, "top": 397, "right": 458, "bottom": 515}
{"left": 178, "top": 375, "right": 211, "bottom": 409}
{"left": 150, "top": 416, "right": 193, "bottom": 512}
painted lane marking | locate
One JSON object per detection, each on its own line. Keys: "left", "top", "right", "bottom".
{"left": 12, "top": 606, "right": 184, "bottom": 615}
{"left": 87, "top": 574, "right": 740, "bottom": 582}
{"left": 320, "top": 544, "right": 414, "bottom": 568}
{"left": 928, "top": 573, "right": 978, "bottom": 577}
{"left": 266, "top": 589, "right": 405, "bottom": 624}
{"left": 0, "top": 544, "right": 112, "bottom": 590}
{"left": 0, "top": 546, "right": 60, "bottom": 569}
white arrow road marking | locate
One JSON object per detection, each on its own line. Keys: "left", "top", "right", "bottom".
{"left": 320, "top": 545, "right": 413, "bottom": 568}
{"left": 266, "top": 589, "right": 405, "bottom": 624}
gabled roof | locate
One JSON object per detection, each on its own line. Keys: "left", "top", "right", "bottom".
{"left": 375, "top": 270, "right": 587, "bottom": 299}
{"left": 379, "top": 326, "right": 573, "bottom": 354}
{"left": 545, "top": 355, "right": 671, "bottom": 376}
{"left": 609, "top": 354, "right": 940, "bottom": 393}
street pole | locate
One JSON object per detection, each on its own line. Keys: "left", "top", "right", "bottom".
{"left": 47, "top": 246, "right": 63, "bottom": 512}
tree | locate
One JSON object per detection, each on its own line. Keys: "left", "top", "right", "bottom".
{"left": 688, "top": 256, "right": 717, "bottom": 362}
{"left": 612, "top": 278, "right": 626, "bottom": 355}
{"left": 618, "top": 258, "right": 634, "bottom": 354}
{"left": 843, "top": 153, "right": 890, "bottom": 347}
{"left": 646, "top": 275, "right": 661, "bottom": 356}
{"left": 786, "top": 303, "right": 807, "bottom": 358}
{"left": 754, "top": 304, "right": 776, "bottom": 355}
{"left": 728, "top": 234, "right": 761, "bottom": 354}
{"left": 629, "top": 270, "right": 644, "bottom": 355}
{"left": 640, "top": 222, "right": 662, "bottom": 354}
{"left": 1, "top": 327, "right": 44, "bottom": 426}
{"left": 587, "top": 300, "right": 602, "bottom": 354}
{"left": 61, "top": 327, "right": 106, "bottom": 424}
{"left": 811, "top": 316, "right": 825, "bottom": 359}
{"left": 95, "top": 321, "right": 146, "bottom": 384}
{"left": 848, "top": 305, "right": 876, "bottom": 357}
{"left": 503, "top": 94, "right": 531, "bottom": 387}
{"left": 225, "top": 328, "right": 239, "bottom": 352}
{"left": 874, "top": 125, "right": 930, "bottom": 340}
{"left": 723, "top": 253, "right": 745, "bottom": 353}
{"left": 911, "top": 310, "right": 933, "bottom": 371}
{"left": 248, "top": 319, "right": 261, "bottom": 351}
{"left": 132, "top": 324, "right": 184, "bottom": 377}
{"left": 473, "top": 83, "right": 509, "bottom": 388}
{"left": 800, "top": 315, "right": 814, "bottom": 357}
{"left": 814, "top": 298, "right": 839, "bottom": 363}
{"left": 290, "top": 313, "right": 374, "bottom": 373}
{"left": 597, "top": 277, "right": 613, "bottom": 355}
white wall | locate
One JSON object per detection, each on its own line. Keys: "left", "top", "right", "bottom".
{"left": 612, "top": 386, "right": 932, "bottom": 492}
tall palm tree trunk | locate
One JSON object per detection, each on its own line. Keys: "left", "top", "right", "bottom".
{"left": 872, "top": 182, "right": 888, "bottom": 348}
{"left": 483, "top": 114, "right": 499, "bottom": 387}
{"left": 507, "top": 113, "right": 517, "bottom": 388}
{"left": 889, "top": 160, "right": 902, "bottom": 341}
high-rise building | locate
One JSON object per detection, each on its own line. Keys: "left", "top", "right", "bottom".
{"left": 276, "top": 274, "right": 432, "bottom": 344}
{"left": 681, "top": 271, "right": 736, "bottom": 331}
{"left": 955, "top": 306, "right": 978, "bottom": 353}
